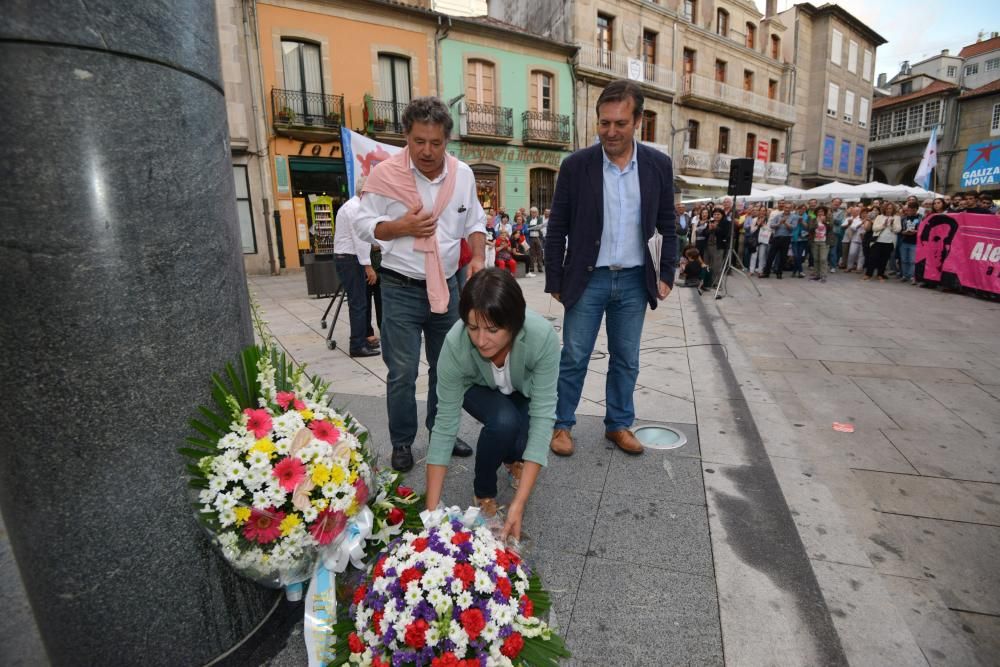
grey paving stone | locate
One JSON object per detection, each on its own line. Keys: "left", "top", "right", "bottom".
{"left": 565, "top": 557, "right": 722, "bottom": 666}
{"left": 874, "top": 513, "right": 1000, "bottom": 616}
{"left": 957, "top": 365, "right": 1000, "bottom": 385}
{"left": 778, "top": 373, "right": 899, "bottom": 432}
{"left": 850, "top": 376, "right": 980, "bottom": 436}
{"left": 785, "top": 339, "right": 895, "bottom": 364}
{"left": 854, "top": 470, "right": 1000, "bottom": 526}
{"left": 821, "top": 361, "right": 977, "bottom": 383}
{"left": 876, "top": 347, "right": 983, "bottom": 369}
{"left": 880, "top": 430, "right": 1000, "bottom": 483}
{"left": 542, "top": 429, "right": 615, "bottom": 494}
{"left": 953, "top": 610, "right": 1000, "bottom": 666}
{"left": 915, "top": 380, "right": 1000, "bottom": 435}
{"left": 518, "top": 547, "right": 585, "bottom": 622}
{"left": 632, "top": 385, "right": 697, "bottom": 424}
{"left": 810, "top": 561, "right": 927, "bottom": 667}
{"left": 588, "top": 491, "right": 713, "bottom": 577}
{"left": 742, "top": 341, "right": 797, "bottom": 359}
{"left": 523, "top": 483, "right": 602, "bottom": 557}
{"left": 880, "top": 575, "right": 988, "bottom": 667}
{"left": 750, "top": 356, "right": 830, "bottom": 373}
{"left": 601, "top": 442, "right": 707, "bottom": 507}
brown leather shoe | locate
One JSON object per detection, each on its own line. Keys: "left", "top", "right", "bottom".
{"left": 605, "top": 429, "right": 644, "bottom": 455}
{"left": 550, "top": 429, "right": 575, "bottom": 456}
{"left": 474, "top": 496, "right": 499, "bottom": 518}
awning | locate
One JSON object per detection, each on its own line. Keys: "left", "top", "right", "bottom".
{"left": 676, "top": 174, "right": 775, "bottom": 191}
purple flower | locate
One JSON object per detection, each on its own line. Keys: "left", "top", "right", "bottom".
{"left": 412, "top": 600, "right": 437, "bottom": 622}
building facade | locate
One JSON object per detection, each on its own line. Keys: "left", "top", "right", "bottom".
{"left": 778, "top": 2, "right": 885, "bottom": 188}
{"left": 440, "top": 17, "right": 575, "bottom": 213}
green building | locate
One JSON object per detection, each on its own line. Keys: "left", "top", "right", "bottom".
{"left": 440, "top": 18, "right": 576, "bottom": 214}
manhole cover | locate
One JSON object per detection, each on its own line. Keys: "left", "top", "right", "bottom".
{"left": 633, "top": 425, "right": 688, "bottom": 450}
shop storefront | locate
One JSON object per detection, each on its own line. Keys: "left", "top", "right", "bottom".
{"left": 452, "top": 143, "right": 567, "bottom": 213}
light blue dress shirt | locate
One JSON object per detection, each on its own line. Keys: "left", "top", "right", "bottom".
{"left": 596, "top": 140, "right": 644, "bottom": 268}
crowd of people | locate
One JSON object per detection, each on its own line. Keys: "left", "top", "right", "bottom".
{"left": 483, "top": 205, "right": 549, "bottom": 277}
{"left": 674, "top": 190, "right": 998, "bottom": 289}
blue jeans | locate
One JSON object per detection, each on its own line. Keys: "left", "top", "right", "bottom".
{"left": 899, "top": 242, "right": 917, "bottom": 279}
{"left": 462, "top": 386, "right": 529, "bottom": 498}
{"left": 556, "top": 267, "right": 647, "bottom": 433}
{"left": 379, "top": 272, "right": 459, "bottom": 449}
{"left": 333, "top": 254, "right": 369, "bottom": 353}
{"left": 791, "top": 240, "right": 807, "bottom": 274}
{"left": 828, "top": 238, "right": 843, "bottom": 268}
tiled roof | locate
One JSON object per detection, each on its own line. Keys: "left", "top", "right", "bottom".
{"left": 959, "top": 35, "right": 1000, "bottom": 59}
{"left": 872, "top": 80, "right": 959, "bottom": 110}
{"left": 960, "top": 78, "right": 1000, "bottom": 100}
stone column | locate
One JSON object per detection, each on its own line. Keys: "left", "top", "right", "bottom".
{"left": 0, "top": 2, "right": 276, "bottom": 664}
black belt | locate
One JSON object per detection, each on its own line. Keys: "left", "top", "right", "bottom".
{"left": 378, "top": 267, "right": 428, "bottom": 287}
{"left": 334, "top": 253, "right": 358, "bottom": 259}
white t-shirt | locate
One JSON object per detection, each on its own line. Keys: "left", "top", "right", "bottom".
{"left": 491, "top": 361, "right": 514, "bottom": 395}
{"left": 332, "top": 196, "right": 372, "bottom": 265}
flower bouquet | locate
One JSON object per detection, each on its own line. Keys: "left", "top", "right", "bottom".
{"left": 181, "top": 344, "right": 422, "bottom": 592}
{"left": 326, "top": 509, "right": 571, "bottom": 666}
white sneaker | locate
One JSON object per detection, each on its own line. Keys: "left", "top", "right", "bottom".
{"left": 526, "top": 272, "right": 536, "bottom": 277}
{"left": 830, "top": 268, "right": 837, "bottom": 273}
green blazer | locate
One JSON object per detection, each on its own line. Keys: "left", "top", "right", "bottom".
{"left": 427, "top": 309, "right": 560, "bottom": 467}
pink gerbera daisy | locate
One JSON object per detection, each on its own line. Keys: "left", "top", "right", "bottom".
{"left": 243, "top": 408, "right": 273, "bottom": 439}
{"left": 243, "top": 507, "right": 285, "bottom": 544}
{"left": 310, "top": 508, "right": 347, "bottom": 545}
{"left": 275, "top": 391, "right": 306, "bottom": 411}
{"left": 354, "top": 478, "right": 369, "bottom": 506}
{"left": 308, "top": 419, "right": 340, "bottom": 444}
{"left": 272, "top": 456, "right": 307, "bottom": 492}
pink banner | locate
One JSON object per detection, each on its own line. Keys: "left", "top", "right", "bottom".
{"left": 915, "top": 213, "right": 1000, "bottom": 294}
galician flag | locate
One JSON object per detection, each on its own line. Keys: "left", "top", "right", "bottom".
{"left": 914, "top": 125, "right": 938, "bottom": 190}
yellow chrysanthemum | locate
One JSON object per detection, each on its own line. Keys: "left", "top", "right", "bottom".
{"left": 234, "top": 506, "right": 252, "bottom": 525}
{"left": 311, "top": 464, "right": 331, "bottom": 486}
{"left": 329, "top": 464, "right": 346, "bottom": 485}
{"left": 299, "top": 408, "right": 314, "bottom": 421}
{"left": 314, "top": 498, "right": 329, "bottom": 510}
{"left": 251, "top": 438, "right": 276, "bottom": 455}
{"left": 347, "top": 500, "right": 358, "bottom": 516}
{"left": 279, "top": 513, "right": 302, "bottom": 536}
{"left": 332, "top": 418, "right": 345, "bottom": 429}
{"left": 348, "top": 470, "right": 358, "bottom": 484}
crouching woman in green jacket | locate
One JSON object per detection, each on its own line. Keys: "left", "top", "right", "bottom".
{"left": 424, "top": 268, "right": 559, "bottom": 542}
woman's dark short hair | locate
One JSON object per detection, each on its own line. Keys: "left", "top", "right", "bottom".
{"left": 919, "top": 215, "right": 958, "bottom": 244}
{"left": 460, "top": 268, "right": 526, "bottom": 336}
{"left": 816, "top": 206, "right": 829, "bottom": 216}
{"left": 595, "top": 79, "right": 644, "bottom": 119}
{"left": 402, "top": 96, "right": 454, "bottom": 135}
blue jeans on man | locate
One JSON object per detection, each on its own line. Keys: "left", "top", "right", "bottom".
{"left": 899, "top": 242, "right": 917, "bottom": 279}
{"left": 555, "top": 267, "right": 647, "bottom": 433}
{"left": 333, "top": 254, "right": 370, "bottom": 354}
{"left": 379, "top": 272, "right": 459, "bottom": 449}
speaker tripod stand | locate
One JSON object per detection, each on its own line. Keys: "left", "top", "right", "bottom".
{"left": 712, "top": 239, "right": 762, "bottom": 300}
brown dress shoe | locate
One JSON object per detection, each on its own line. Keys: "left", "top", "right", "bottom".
{"left": 605, "top": 429, "right": 644, "bottom": 455}
{"left": 550, "top": 429, "right": 575, "bottom": 456}
{"left": 474, "top": 496, "right": 499, "bottom": 518}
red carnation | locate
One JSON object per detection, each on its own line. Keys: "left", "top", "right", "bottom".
{"left": 501, "top": 631, "right": 524, "bottom": 659}
{"left": 404, "top": 619, "right": 429, "bottom": 649}
{"left": 495, "top": 577, "right": 512, "bottom": 600}
{"left": 506, "top": 549, "right": 522, "bottom": 566}
{"left": 451, "top": 531, "right": 471, "bottom": 545}
{"left": 400, "top": 566, "right": 423, "bottom": 588}
{"left": 373, "top": 555, "right": 387, "bottom": 578}
{"left": 431, "top": 653, "right": 461, "bottom": 667}
{"left": 459, "top": 608, "right": 486, "bottom": 640}
{"left": 412, "top": 536, "right": 429, "bottom": 551}
{"left": 347, "top": 632, "right": 365, "bottom": 653}
{"left": 387, "top": 507, "right": 405, "bottom": 526}
{"left": 352, "top": 584, "right": 367, "bottom": 605}
{"left": 396, "top": 485, "right": 414, "bottom": 498}
{"left": 453, "top": 563, "right": 475, "bottom": 589}
{"left": 372, "top": 656, "right": 387, "bottom": 667}
{"left": 520, "top": 594, "right": 534, "bottom": 618}
{"left": 495, "top": 549, "right": 511, "bottom": 570}
{"left": 372, "top": 610, "right": 384, "bottom": 636}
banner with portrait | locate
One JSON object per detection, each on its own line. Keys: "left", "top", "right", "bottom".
{"left": 915, "top": 213, "right": 1000, "bottom": 295}
{"left": 340, "top": 127, "right": 402, "bottom": 198}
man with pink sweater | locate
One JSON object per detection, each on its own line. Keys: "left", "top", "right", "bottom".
{"left": 355, "top": 97, "right": 487, "bottom": 472}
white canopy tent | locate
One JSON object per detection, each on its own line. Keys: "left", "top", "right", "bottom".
{"left": 740, "top": 185, "right": 807, "bottom": 202}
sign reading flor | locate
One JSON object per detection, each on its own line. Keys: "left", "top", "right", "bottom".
{"left": 960, "top": 140, "right": 1000, "bottom": 187}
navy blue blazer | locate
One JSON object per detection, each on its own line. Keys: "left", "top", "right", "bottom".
{"left": 543, "top": 142, "right": 678, "bottom": 310}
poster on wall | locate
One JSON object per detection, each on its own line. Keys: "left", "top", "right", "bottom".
{"left": 275, "top": 156, "right": 290, "bottom": 194}
{"left": 854, "top": 145, "right": 865, "bottom": 177}
{"left": 915, "top": 212, "right": 1000, "bottom": 295}
{"left": 341, "top": 127, "right": 402, "bottom": 198}
{"left": 822, "top": 135, "right": 836, "bottom": 170}
{"left": 757, "top": 140, "right": 769, "bottom": 161}
{"left": 959, "top": 139, "right": 1000, "bottom": 188}
{"left": 839, "top": 139, "right": 851, "bottom": 173}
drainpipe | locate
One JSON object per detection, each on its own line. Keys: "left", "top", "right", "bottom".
{"left": 243, "top": 0, "right": 278, "bottom": 274}
{"left": 435, "top": 15, "right": 452, "bottom": 99}
{"left": 786, "top": 10, "right": 800, "bottom": 183}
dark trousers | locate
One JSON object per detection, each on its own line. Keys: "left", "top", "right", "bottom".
{"left": 764, "top": 236, "right": 791, "bottom": 276}
{"left": 462, "top": 385, "right": 530, "bottom": 498}
{"left": 867, "top": 242, "right": 894, "bottom": 277}
{"left": 528, "top": 237, "right": 544, "bottom": 273}
{"left": 333, "top": 254, "right": 369, "bottom": 353}
{"left": 366, "top": 277, "right": 382, "bottom": 338}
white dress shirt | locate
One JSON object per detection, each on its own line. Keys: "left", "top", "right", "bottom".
{"left": 333, "top": 196, "right": 372, "bottom": 265}
{"left": 355, "top": 158, "right": 486, "bottom": 279}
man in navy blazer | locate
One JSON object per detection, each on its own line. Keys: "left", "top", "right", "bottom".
{"left": 544, "top": 79, "right": 677, "bottom": 457}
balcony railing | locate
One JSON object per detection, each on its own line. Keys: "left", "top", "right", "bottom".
{"left": 576, "top": 44, "right": 676, "bottom": 93}
{"left": 521, "top": 111, "right": 571, "bottom": 145}
{"left": 272, "top": 88, "right": 344, "bottom": 131}
{"left": 765, "top": 161, "right": 788, "bottom": 182}
{"left": 681, "top": 148, "right": 711, "bottom": 172}
{"left": 462, "top": 102, "right": 513, "bottom": 140}
{"left": 366, "top": 97, "right": 407, "bottom": 135}
{"left": 753, "top": 159, "right": 766, "bottom": 179}
{"left": 681, "top": 74, "right": 796, "bottom": 125}
{"left": 712, "top": 153, "right": 737, "bottom": 175}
